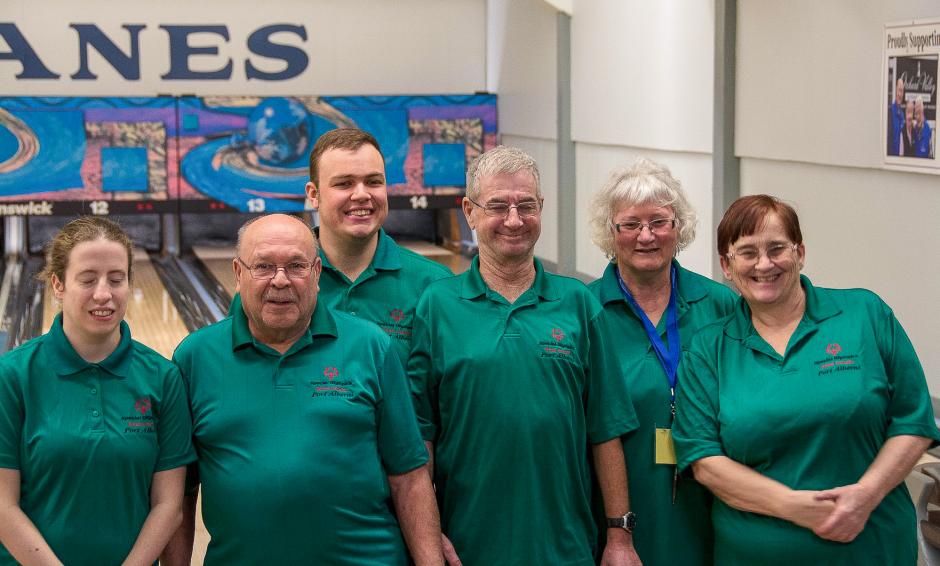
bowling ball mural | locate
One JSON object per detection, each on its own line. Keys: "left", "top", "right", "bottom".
{"left": 0, "top": 94, "right": 497, "bottom": 215}
{"left": 177, "top": 93, "right": 497, "bottom": 213}
{"left": 243, "top": 97, "right": 312, "bottom": 166}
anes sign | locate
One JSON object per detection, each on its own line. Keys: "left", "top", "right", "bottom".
{"left": 0, "top": 22, "right": 308, "bottom": 81}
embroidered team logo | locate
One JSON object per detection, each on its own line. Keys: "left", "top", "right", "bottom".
{"left": 312, "top": 365, "right": 352, "bottom": 399}
{"left": 134, "top": 398, "right": 152, "bottom": 415}
{"left": 540, "top": 326, "right": 574, "bottom": 360}
{"left": 124, "top": 398, "right": 156, "bottom": 434}
{"left": 381, "top": 308, "right": 412, "bottom": 341}
{"left": 815, "top": 342, "right": 860, "bottom": 376}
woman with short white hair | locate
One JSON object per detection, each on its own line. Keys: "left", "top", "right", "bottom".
{"left": 587, "top": 157, "right": 736, "bottom": 566}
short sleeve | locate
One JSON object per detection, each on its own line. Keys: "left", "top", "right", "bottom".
{"left": 378, "top": 345, "right": 429, "bottom": 475}
{"left": 172, "top": 340, "right": 201, "bottom": 495}
{"left": 0, "top": 360, "right": 23, "bottom": 470}
{"left": 877, "top": 302, "right": 940, "bottom": 442}
{"left": 155, "top": 364, "right": 197, "bottom": 472}
{"left": 585, "top": 310, "right": 639, "bottom": 444}
{"left": 407, "top": 292, "right": 440, "bottom": 442}
{"left": 673, "top": 344, "right": 726, "bottom": 473}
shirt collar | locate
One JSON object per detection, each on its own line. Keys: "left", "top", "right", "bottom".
{"left": 459, "top": 256, "right": 558, "bottom": 302}
{"left": 316, "top": 227, "right": 402, "bottom": 273}
{"left": 597, "top": 260, "right": 709, "bottom": 310}
{"left": 231, "top": 296, "right": 338, "bottom": 354}
{"left": 723, "top": 274, "right": 840, "bottom": 340}
{"left": 45, "top": 313, "right": 134, "bottom": 378}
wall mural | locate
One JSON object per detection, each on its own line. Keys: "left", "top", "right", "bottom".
{"left": 0, "top": 94, "right": 497, "bottom": 216}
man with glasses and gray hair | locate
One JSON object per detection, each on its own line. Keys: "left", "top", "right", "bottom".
{"left": 163, "top": 214, "right": 444, "bottom": 566}
{"left": 409, "top": 146, "right": 643, "bottom": 565}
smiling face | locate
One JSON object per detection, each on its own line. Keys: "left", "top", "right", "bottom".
{"left": 306, "top": 144, "right": 388, "bottom": 245}
{"left": 53, "top": 238, "right": 129, "bottom": 348}
{"left": 235, "top": 215, "right": 321, "bottom": 347}
{"left": 896, "top": 78, "right": 905, "bottom": 105}
{"left": 463, "top": 169, "right": 542, "bottom": 266}
{"left": 612, "top": 202, "right": 678, "bottom": 281}
{"left": 720, "top": 212, "right": 805, "bottom": 308}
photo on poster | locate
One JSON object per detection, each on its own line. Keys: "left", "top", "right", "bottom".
{"left": 886, "top": 55, "right": 936, "bottom": 159}
{"left": 883, "top": 19, "right": 940, "bottom": 171}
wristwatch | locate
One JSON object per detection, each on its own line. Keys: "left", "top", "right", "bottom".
{"left": 606, "top": 511, "right": 637, "bottom": 533}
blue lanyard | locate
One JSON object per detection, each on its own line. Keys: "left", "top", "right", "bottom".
{"left": 615, "top": 265, "right": 681, "bottom": 412}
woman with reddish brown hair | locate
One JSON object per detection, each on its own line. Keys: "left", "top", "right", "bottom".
{"left": 0, "top": 217, "right": 194, "bottom": 566}
{"left": 674, "top": 194, "right": 939, "bottom": 565}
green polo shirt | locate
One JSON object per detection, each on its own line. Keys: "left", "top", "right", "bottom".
{"left": 0, "top": 315, "right": 195, "bottom": 566}
{"left": 588, "top": 261, "right": 736, "bottom": 566}
{"left": 175, "top": 299, "right": 428, "bottom": 565}
{"left": 409, "top": 257, "right": 639, "bottom": 566}
{"left": 674, "top": 275, "right": 940, "bottom": 565}
{"left": 317, "top": 228, "right": 454, "bottom": 363}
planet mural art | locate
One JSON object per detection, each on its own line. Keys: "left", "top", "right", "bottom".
{"left": 181, "top": 96, "right": 356, "bottom": 212}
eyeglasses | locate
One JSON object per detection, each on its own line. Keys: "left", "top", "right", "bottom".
{"left": 237, "top": 257, "right": 314, "bottom": 279}
{"left": 612, "top": 218, "right": 676, "bottom": 235}
{"left": 725, "top": 242, "right": 799, "bottom": 265}
{"left": 468, "top": 197, "right": 542, "bottom": 218}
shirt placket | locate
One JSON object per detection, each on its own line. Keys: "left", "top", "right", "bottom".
{"left": 87, "top": 366, "right": 105, "bottom": 433}
{"left": 343, "top": 268, "right": 376, "bottom": 318}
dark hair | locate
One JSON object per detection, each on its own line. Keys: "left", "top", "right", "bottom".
{"left": 716, "top": 195, "right": 802, "bottom": 255}
{"left": 38, "top": 216, "right": 134, "bottom": 284}
{"left": 308, "top": 128, "right": 383, "bottom": 186}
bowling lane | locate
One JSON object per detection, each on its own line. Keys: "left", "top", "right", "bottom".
{"left": 192, "top": 245, "right": 237, "bottom": 299}
{"left": 399, "top": 240, "right": 471, "bottom": 274}
{"left": 42, "top": 249, "right": 190, "bottom": 359}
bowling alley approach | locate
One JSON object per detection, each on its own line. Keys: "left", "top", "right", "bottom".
{"left": 2, "top": 2, "right": 940, "bottom": 566}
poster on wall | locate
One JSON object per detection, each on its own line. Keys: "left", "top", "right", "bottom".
{"left": 177, "top": 94, "right": 497, "bottom": 213}
{"left": 883, "top": 19, "right": 940, "bottom": 171}
{"left": 0, "top": 97, "right": 179, "bottom": 216}
{"left": 0, "top": 94, "right": 498, "bottom": 215}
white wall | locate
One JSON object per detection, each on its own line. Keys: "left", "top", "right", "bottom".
{"left": 575, "top": 144, "right": 714, "bottom": 278}
{"left": 571, "top": 0, "right": 716, "bottom": 280}
{"left": 487, "top": 0, "right": 560, "bottom": 264}
{"left": 505, "top": 135, "right": 559, "bottom": 262}
{"left": 2, "top": 0, "right": 486, "bottom": 95}
{"left": 737, "top": 0, "right": 940, "bottom": 392}
{"left": 738, "top": 1, "right": 940, "bottom": 170}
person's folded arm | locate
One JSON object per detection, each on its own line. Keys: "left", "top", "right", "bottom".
{"left": 813, "top": 434, "right": 932, "bottom": 543}
{"left": 692, "top": 455, "right": 834, "bottom": 530}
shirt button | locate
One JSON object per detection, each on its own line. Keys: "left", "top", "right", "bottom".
{"left": 92, "top": 410, "right": 100, "bottom": 417}
{"left": 90, "top": 388, "right": 97, "bottom": 395}
{"left": 350, "top": 312, "right": 357, "bottom": 316}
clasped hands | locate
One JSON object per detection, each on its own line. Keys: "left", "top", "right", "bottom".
{"left": 786, "top": 482, "right": 880, "bottom": 543}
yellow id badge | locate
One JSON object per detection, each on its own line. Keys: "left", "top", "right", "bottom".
{"left": 655, "top": 428, "right": 677, "bottom": 465}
